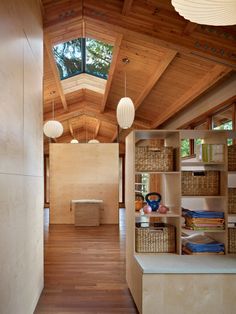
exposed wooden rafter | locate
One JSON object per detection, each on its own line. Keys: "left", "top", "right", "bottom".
{"left": 68, "top": 120, "right": 74, "bottom": 137}
{"left": 81, "top": 13, "right": 235, "bottom": 68}
{"left": 94, "top": 120, "right": 101, "bottom": 138}
{"left": 100, "top": 33, "right": 123, "bottom": 112}
{"left": 183, "top": 22, "right": 198, "bottom": 35}
{"left": 44, "top": 102, "right": 150, "bottom": 129}
{"left": 134, "top": 50, "right": 177, "bottom": 110}
{"left": 151, "top": 65, "right": 232, "bottom": 128}
{"left": 44, "top": 35, "right": 68, "bottom": 111}
{"left": 111, "top": 128, "right": 118, "bottom": 143}
{"left": 42, "top": 1, "right": 236, "bottom": 147}
{"left": 122, "top": 0, "right": 134, "bottom": 15}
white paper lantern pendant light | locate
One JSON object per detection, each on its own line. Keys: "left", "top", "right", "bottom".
{"left": 88, "top": 139, "right": 100, "bottom": 143}
{"left": 70, "top": 138, "right": 79, "bottom": 144}
{"left": 43, "top": 91, "right": 63, "bottom": 139}
{"left": 116, "top": 57, "right": 135, "bottom": 129}
{"left": 171, "top": 0, "right": 236, "bottom": 26}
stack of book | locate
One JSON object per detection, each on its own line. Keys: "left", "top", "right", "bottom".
{"left": 196, "top": 144, "right": 224, "bottom": 162}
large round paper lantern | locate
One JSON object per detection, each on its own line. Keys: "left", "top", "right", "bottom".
{"left": 88, "top": 139, "right": 100, "bottom": 143}
{"left": 43, "top": 120, "right": 63, "bottom": 138}
{"left": 70, "top": 139, "right": 79, "bottom": 143}
{"left": 116, "top": 97, "right": 135, "bottom": 129}
{"left": 171, "top": 0, "right": 236, "bottom": 26}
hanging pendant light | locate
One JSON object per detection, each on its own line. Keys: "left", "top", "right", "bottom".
{"left": 171, "top": 0, "right": 236, "bottom": 26}
{"left": 88, "top": 139, "right": 100, "bottom": 143}
{"left": 70, "top": 138, "right": 79, "bottom": 143}
{"left": 43, "top": 92, "right": 63, "bottom": 138}
{"left": 116, "top": 58, "right": 135, "bottom": 129}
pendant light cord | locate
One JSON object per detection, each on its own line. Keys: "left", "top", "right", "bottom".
{"left": 52, "top": 99, "right": 55, "bottom": 120}
{"left": 124, "top": 68, "right": 126, "bottom": 97}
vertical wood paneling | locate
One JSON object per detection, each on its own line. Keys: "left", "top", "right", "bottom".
{"left": 0, "top": 0, "right": 43, "bottom": 313}
{"left": 50, "top": 143, "right": 119, "bottom": 224}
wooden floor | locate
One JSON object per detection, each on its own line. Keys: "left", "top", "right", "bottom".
{"left": 34, "top": 208, "right": 138, "bottom": 314}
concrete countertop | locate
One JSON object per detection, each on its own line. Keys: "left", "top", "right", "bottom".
{"left": 135, "top": 254, "right": 236, "bottom": 274}
{"left": 71, "top": 199, "right": 103, "bottom": 203}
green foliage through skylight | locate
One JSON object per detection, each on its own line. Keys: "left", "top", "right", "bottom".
{"left": 53, "top": 38, "right": 113, "bottom": 80}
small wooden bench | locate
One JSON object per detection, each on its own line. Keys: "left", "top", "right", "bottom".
{"left": 71, "top": 199, "right": 103, "bottom": 226}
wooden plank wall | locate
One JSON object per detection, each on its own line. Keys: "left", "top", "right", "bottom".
{"left": 49, "top": 143, "right": 119, "bottom": 224}
{"left": 0, "top": 0, "right": 44, "bottom": 313}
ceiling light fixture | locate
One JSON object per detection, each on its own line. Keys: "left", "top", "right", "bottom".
{"left": 171, "top": 0, "right": 236, "bottom": 26}
{"left": 88, "top": 139, "right": 100, "bottom": 143}
{"left": 116, "top": 57, "right": 135, "bottom": 129}
{"left": 43, "top": 92, "right": 63, "bottom": 139}
{"left": 70, "top": 139, "right": 79, "bottom": 143}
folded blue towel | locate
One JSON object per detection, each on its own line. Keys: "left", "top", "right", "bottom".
{"left": 182, "top": 208, "right": 224, "bottom": 219}
{"left": 182, "top": 234, "right": 225, "bottom": 253}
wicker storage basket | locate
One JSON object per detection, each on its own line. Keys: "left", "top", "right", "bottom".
{"left": 228, "top": 145, "right": 236, "bottom": 171}
{"left": 228, "top": 188, "right": 236, "bottom": 214}
{"left": 135, "top": 223, "right": 176, "bottom": 253}
{"left": 182, "top": 171, "right": 220, "bottom": 196}
{"left": 228, "top": 228, "right": 236, "bottom": 253}
{"left": 135, "top": 146, "right": 173, "bottom": 172}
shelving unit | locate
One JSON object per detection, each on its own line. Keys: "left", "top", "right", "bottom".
{"left": 125, "top": 130, "right": 236, "bottom": 314}
{"left": 181, "top": 130, "right": 228, "bottom": 255}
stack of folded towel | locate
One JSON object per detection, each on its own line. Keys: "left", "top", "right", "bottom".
{"left": 182, "top": 208, "right": 224, "bottom": 231}
{"left": 182, "top": 234, "right": 225, "bottom": 254}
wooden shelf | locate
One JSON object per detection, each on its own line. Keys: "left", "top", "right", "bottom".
{"left": 182, "top": 227, "right": 225, "bottom": 235}
{"left": 182, "top": 195, "right": 226, "bottom": 199}
{"left": 228, "top": 214, "right": 236, "bottom": 217}
{"left": 126, "top": 130, "right": 236, "bottom": 314}
{"left": 135, "top": 171, "right": 180, "bottom": 174}
{"left": 181, "top": 161, "right": 225, "bottom": 167}
{"left": 136, "top": 212, "right": 180, "bottom": 218}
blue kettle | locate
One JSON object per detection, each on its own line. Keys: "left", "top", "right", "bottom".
{"left": 145, "top": 192, "right": 162, "bottom": 212}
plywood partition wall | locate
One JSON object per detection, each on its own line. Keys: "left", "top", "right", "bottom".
{"left": 50, "top": 143, "right": 119, "bottom": 224}
{"left": 0, "top": 0, "right": 43, "bottom": 313}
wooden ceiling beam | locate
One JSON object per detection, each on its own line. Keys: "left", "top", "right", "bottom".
{"left": 100, "top": 33, "right": 123, "bottom": 113}
{"left": 182, "top": 21, "right": 198, "bottom": 35}
{"left": 50, "top": 132, "right": 111, "bottom": 143}
{"left": 81, "top": 13, "right": 235, "bottom": 68}
{"left": 94, "top": 120, "right": 101, "bottom": 138}
{"left": 118, "top": 128, "right": 133, "bottom": 143}
{"left": 43, "top": 1, "right": 236, "bottom": 68}
{"left": 44, "top": 101, "right": 151, "bottom": 129}
{"left": 68, "top": 120, "right": 74, "bottom": 137}
{"left": 151, "top": 65, "right": 232, "bottom": 128}
{"left": 122, "top": 0, "right": 134, "bottom": 15}
{"left": 44, "top": 35, "right": 68, "bottom": 111}
{"left": 134, "top": 50, "right": 177, "bottom": 110}
{"left": 111, "top": 128, "right": 118, "bottom": 143}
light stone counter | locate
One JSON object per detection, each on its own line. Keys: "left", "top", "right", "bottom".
{"left": 71, "top": 199, "right": 103, "bottom": 203}
{"left": 135, "top": 254, "right": 236, "bottom": 274}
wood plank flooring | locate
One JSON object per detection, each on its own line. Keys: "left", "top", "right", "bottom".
{"left": 34, "top": 208, "right": 138, "bottom": 314}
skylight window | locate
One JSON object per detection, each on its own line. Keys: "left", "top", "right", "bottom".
{"left": 53, "top": 38, "right": 113, "bottom": 80}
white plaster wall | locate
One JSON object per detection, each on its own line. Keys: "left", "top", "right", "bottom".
{"left": 0, "top": 0, "right": 43, "bottom": 313}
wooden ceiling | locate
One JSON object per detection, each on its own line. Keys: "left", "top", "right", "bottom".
{"left": 42, "top": 0, "right": 236, "bottom": 150}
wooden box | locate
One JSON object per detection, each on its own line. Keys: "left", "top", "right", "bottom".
{"left": 72, "top": 200, "right": 102, "bottom": 226}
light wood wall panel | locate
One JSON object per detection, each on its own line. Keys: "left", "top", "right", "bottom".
{"left": 0, "top": 1, "right": 43, "bottom": 314}
{"left": 143, "top": 274, "right": 236, "bottom": 314}
{"left": 50, "top": 143, "right": 119, "bottom": 224}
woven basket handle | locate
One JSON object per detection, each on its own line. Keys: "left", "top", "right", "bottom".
{"left": 193, "top": 171, "right": 206, "bottom": 176}
{"left": 149, "top": 228, "right": 163, "bottom": 233}
{"left": 148, "top": 147, "right": 161, "bottom": 152}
